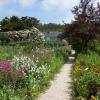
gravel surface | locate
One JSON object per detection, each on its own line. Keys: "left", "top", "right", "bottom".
{"left": 37, "top": 53, "right": 75, "bottom": 100}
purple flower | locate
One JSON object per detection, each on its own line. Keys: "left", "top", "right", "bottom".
{"left": 0, "top": 60, "right": 12, "bottom": 71}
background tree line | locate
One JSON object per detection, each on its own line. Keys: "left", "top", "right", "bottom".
{"left": 0, "top": 16, "right": 40, "bottom": 32}
{"left": 39, "top": 23, "right": 64, "bottom": 32}
{"left": 0, "top": 16, "right": 64, "bottom": 32}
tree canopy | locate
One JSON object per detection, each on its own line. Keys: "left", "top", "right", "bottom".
{"left": 0, "top": 16, "right": 40, "bottom": 32}
{"left": 59, "top": 0, "right": 100, "bottom": 52}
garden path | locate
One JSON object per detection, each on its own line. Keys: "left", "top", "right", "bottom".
{"left": 37, "top": 50, "right": 75, "bottom": 100}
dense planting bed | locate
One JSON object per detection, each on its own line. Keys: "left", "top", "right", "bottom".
{"left": 72, "top": 52, "right": 100, "bottom": 100}
{"left": 0, "top": 39, "right": 71, "bottom": 99}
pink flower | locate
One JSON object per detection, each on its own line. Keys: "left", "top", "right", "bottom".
{"left": 19, "top": 64, "right": 25, "bottom": 74}
{"left": 0, "top": 60, "right": 12, "bottom": 72}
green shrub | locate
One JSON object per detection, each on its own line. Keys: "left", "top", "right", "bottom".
{"left": 88, "top": 40, "right": 100, "bottom": 55}
{"left": 0, "top": 46, "right": 18, "bottom": 60}
{"left": 44, "top": 39, "right": 64, "bottom": 48}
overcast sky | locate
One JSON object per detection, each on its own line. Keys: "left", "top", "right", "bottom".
{"left": 0, "top": 0, "right": 99, "bottom": 24}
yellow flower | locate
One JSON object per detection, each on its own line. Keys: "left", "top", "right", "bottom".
{"left": 90, "top": 96, "right": 96, "bottom": 100}
{"left": 73, "top": 67, "right": 82, "bottom": 73}
{"left": 82, "top": 97, "right": 87, "bottom": 100}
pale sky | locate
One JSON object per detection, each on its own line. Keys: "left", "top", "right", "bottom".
{"left": 0, "top": 0, "right": 99, "bottom": 24}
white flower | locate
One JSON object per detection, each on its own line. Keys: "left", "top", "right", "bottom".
{"left": 85, "top": 68, "right": 89, "bottom": 71}
{"left": 12, "top": 55, "right": 50, "bottom": 81}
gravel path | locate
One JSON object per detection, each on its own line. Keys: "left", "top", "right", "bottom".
{"left": 37, "top": 51, "right": 75, "bottom": 100}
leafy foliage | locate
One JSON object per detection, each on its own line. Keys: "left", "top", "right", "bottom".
{"left": 72, "top": 52, "right": 100, "bottom": 99}
{"left": 0, "top": 39, "right": 71, "bottom": 99}
{"left": 39, "top": 23, "right": 64, "bottom": 32}
{"left": 60, "top": 0, "right": 100, "bottom": 52}
{"left": 0, "top": 16, "right": 40, "bottom": 32}
{"left": 0, "top": 27, "right": 44, "bottom": 47}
